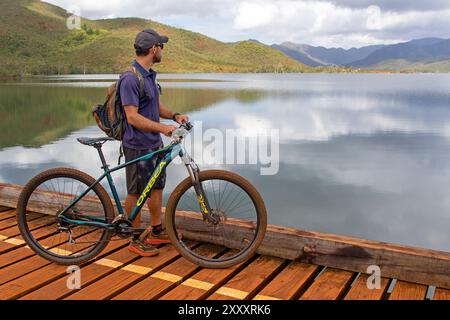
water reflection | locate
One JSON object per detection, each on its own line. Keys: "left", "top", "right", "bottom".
{"left": 1, "top": 74, "right": 450, "bottom": 252}
{"left": 0, "top": 84, "right": 267, "bottom": 148}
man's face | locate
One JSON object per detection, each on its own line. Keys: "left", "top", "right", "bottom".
{"left": 152, "top": 45, "right": 162, "bottom": 63}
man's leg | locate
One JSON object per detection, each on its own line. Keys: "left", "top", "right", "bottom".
{"left": 126, "top": 192, "right": 159, "bottom": 256}
{"left": 124, "top": 146, "right": 159, "bottom": 257}
{"left": 125, "top": 190, "right": 162, "bottom": 228}
{"left": 143, "top": 188, "right": 171, "bottom": 245}
{"left": 125, "top": 194, "right": 140, "bottom": 227}
{"left": 135, "top": 144, "right": 170, "bottom": 245}
{"left": 147, "top": 189, "right": 163, "bottom": 227}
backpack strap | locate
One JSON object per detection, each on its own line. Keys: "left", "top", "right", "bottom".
{"left": 115, "top": 66, "right": 145, "bottom": 164}
{"left": 128, "top": 66, "right": 146, "bottom": 99}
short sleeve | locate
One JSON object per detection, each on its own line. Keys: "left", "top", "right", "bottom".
{"left": 119, "top": 73, "right": 140, "bottom": 107}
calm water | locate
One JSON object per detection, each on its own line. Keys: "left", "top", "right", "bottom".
{"left": 1, "top": 73, "right": 450, "bottom": 252}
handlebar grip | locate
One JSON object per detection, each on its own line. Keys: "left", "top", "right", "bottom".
{"left": 184, "top": 122, "right": 193, "bottom": 131}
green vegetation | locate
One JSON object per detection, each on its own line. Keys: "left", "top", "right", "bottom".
{"left": 0, "top": 84, "right": 269, "bottom": 148}
{"left": 0, "top": 0, "right": 317, "bottom": 76}
{"left": 0, "top": 85, "right": 101, "bottom": 147}
{"left": 369, "top": 59, "right": 450, "bottom": 73}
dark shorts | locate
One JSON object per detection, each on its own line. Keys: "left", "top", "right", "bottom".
{"left": 124, "top": 145, "right": 166, "bottom": 195}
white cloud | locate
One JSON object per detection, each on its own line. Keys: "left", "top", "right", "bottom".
{"left": 44, "top": 0, "right": 233, "bottom": 19}
{"left": 234, "top": 2, "right": 277, "bottom": 29}
{"left": 43, "top": 0, "right": 450, "bottom": 48}
{"left": 232, "top": 1, "right": 450, "bottom": 47}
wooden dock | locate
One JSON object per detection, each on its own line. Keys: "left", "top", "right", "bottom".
{"left": 0, "top": 183, "right": 449, "bottom": 300}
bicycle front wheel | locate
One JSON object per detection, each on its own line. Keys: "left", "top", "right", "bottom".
{"left": 16, "top": 168, "right": 115, "bottom": 265}
{"left": 165, "top": 170, "right": 267, "bottom": 268}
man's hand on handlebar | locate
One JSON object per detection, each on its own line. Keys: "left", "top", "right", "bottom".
{"left": 169, "top": 121, "right": 194, "bottom": 142}
{"left": 161, "top": 124, "right": 178, "bottom": 137}
{"left": 174, "top": 114, "right": 189, "bottom": 124}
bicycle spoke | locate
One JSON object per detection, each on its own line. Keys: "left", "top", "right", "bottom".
{"left": 173, "top": 176, "right": 259, "bottom": 264}
{"left": 22, "top": 174, "right": 110, "bottom": 260}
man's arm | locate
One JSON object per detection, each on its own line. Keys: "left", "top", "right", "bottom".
{"left": 159, "top": 100, "right": 189, "bottom": 124}
{"left": 120, "top": 74, "right": 176, "bottom": 136}
{"left": 124, "top": 105, "right": 176, "bottom": 137}
{"left": 159, "top": 100, "right": 175, "bottom": 119}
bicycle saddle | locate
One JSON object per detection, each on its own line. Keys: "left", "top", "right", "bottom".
{"left": 77, "top": 137, "right": 115, "bottom": 146}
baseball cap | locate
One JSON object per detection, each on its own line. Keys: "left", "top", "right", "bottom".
{"left": 134, "top": 29, "right": 169, "bottom": 51}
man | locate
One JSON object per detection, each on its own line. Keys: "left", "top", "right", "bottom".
{"left": 119, "top": 29, "right": 189, "bottom": 257}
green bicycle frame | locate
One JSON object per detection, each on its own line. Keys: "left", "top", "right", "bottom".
{"left": 57, "top": 141, "right": 186, "bottom": 229}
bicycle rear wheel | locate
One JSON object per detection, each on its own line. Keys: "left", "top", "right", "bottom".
{"left": 16, "top": 168, "right": 114, "bottom": 265}
{"left": 165, "top": 170, "right": 267, "bottom": 268}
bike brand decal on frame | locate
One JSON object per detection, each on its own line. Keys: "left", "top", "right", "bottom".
{"left": 198, "top": 194, "right": 209, "bottom": 214}
{"left": 137, "top": 161, "right": 167, "bottom": 206}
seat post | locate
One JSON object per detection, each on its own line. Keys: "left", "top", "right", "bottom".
{"left": 94, "top": 144, "right": 108, "bottom": 170}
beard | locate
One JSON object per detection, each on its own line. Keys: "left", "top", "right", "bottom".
{"left": 153, "top": 53, "right": 162, "bottom": 63}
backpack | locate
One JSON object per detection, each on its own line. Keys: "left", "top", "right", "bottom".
{"left": 92, "top": 66, "right": 145, "bottom": 140}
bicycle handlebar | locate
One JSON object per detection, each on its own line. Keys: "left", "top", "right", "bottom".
{"left": 182, "top": 121, "right": 193, "bottom": 131}
{"left": 170, "top": 121, "right": 193, "bottom": 142}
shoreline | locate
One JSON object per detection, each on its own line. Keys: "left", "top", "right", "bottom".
{"left": 1, "top": 69, "right": 450, "bottom": 81}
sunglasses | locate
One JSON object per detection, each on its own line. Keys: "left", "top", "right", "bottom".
{"left": 155, "top": 43, "right": 164, "bottom": 49}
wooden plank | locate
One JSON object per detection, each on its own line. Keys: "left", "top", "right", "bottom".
{"left": 112, "top": 244, "right": 225, "bottom": 300}
{"left": 0, "top": 206, "right": 12, "bottom": 213}
{"left": 0, "top": 221, "right": 53, "bottom": 239}
{"left": 344, "top": 274, "right": 390, "bottom": 300}
{"left": 0, "top": 212, "right": 40, "bottom": 231}
{"left": 0, "top": 183, "right": 152, "bottom": 223}
{"left": 0, "top": 224, "right": 59, "bottom": 257}
{"left": 232, "top": 222, "right": 450, "bottom": 289}
{"left": 0, "top": 209, "right": 16, "bottom": 220}
{"left": 0, "top": 215, "right": 54, "bottom": 239}
{"left": 3, "top": 182, "right": 450, "bottom": 289}
{"left": 0, "top": 227, "right": 96, "bottom": 283}
{"left": 300, "top": 268, "right": 354, "bottom": 300}
{"left": 0, "top": 216, "right": 20, "bottom": 229}
{"left": 0, "top": 221, "right": 55, "bottom": 256}
{"left": 0, "top": 220, "right": 60, "bottom": 256}
{"left": 0, "top": 232, "right": 104, "bottom": 299}
{"left": 0, "top": 236, "right": 127, "bottom": 300}
{"left": 0, "top": 183, "right": 106, "bottom": 216}
{"left": 159, "top": 250, "right": 249, "bottom": 300}
{"left": 433, "top": 288, "right": 450, "bottom": 300}
{"left": 252, "top": 261, "right": 319, "bottom": 300}
{"left": 389, "top": 281, "right": 427, "bottom": 300}
{"left": 20, "top": 240, "right": 131, "bottom": 300}
{"left": 207, "top": 256, "right": 286, "bottom": 300}
{"left": 65, "top": 243, "right": 187, "bottom": 300}
{"left": 0, "top": 241, "right": 19, "bottom": 255}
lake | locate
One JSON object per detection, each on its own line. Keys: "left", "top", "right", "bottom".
{"left": 1, "top": 73, "right": 450, "bottom": 252}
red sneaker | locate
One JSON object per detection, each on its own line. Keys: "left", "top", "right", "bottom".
{"left": 144, "top": 229, "right": 171, "bottom": 245}
{"left": 128, "top": 239, "right": 159, "bottom": 257}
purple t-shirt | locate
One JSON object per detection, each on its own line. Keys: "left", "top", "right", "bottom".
{"left": 119, "top": 61, "right": 162, "bottom": 150}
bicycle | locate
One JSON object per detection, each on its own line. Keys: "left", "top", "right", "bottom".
{"left": 16, "top": 122, "right": 267, "bottom": 268}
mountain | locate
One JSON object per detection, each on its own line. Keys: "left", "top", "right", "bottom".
{"left": 271, "top": 43, "right": 324, "bottom": 67}
{"left": 408, "top": 38, "right": 444, "bottom": 46}
{"left": 273, "top": 38, "right": 450, "bottom": 72}
{"left": 349, "top": 38, "right": 450, "bottom": 68}
{"left": 272, "top": 42, "right": 384, "bottom": 66}
{"left": 0, "top": 0, "right": 310, "bottom": 77}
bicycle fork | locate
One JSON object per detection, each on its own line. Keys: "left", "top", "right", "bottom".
{"left": 181, "top": 153, "right": 218, "bottom": 224}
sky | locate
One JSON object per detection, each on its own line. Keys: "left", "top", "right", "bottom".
{"left": 43, "top": 0, "right": 450, "bottom": 49}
